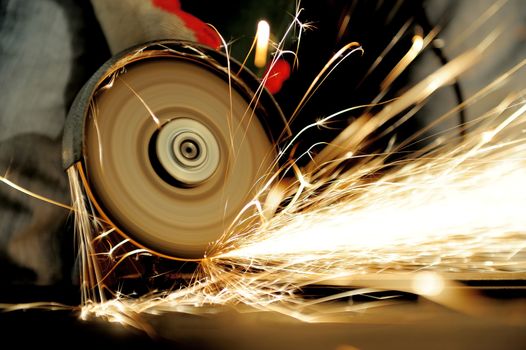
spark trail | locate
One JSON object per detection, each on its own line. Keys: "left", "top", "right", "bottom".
{"left": 82, "top": 50, "right": 526, "bottom": 327}
{"left": 1, "top": 0, "right": 525, "bottom": 330}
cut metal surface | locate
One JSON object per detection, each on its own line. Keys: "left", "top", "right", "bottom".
{"left": 74, "top": 43, "right": 283, "bottom": 259}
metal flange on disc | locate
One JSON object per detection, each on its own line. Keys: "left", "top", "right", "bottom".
{"left": 63, "top": 41, "right": 287, "bottom": 259}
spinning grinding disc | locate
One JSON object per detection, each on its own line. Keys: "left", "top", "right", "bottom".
{"left": 63, "top": 41, "right": 287, "bottom": 259}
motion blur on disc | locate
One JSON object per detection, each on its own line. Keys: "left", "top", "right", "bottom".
{"left": 63, "top": 41, "right": 285, "bottom": 259}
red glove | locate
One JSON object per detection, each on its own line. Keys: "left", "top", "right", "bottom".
{"left": 91, "top": 0, "right": 220, "bottom": 54}
{"left": 152, "top": 0, "right": 220, "bottom": 49}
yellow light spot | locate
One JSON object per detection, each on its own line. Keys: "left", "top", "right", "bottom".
{"left": 255, "top": 20, "right": 270, "bottom": 68}
{"left": 412, "top": 272, "right": 445, "bottom": 297}
{"left": 412, "top": 34, "right": 424, "bottom": 51}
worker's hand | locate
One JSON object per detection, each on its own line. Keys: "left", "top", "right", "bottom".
{"left": 0, "top": 0, "right": 218, "bottom": 285}
{"left": 91, "top": 0, "right": 220, "bottom": 54}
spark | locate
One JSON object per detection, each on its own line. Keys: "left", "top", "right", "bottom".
{"left": 380, "top": 31, "right": 424, "bottom": 90}
{"left": 356, "top": 19, "right": 413, "bottom": 89}
{"left": 62, "top": 8, "right": 526, "bottom": 324}
{"left": 288, "top": 42, "right": 364, "bottom": 125}
{"left": 81, "top": 63, "right": 526, "bottom": 326}
{"left": 118, "top": 77, "right": 161, "bottom": 129}
{"left": 220, "top": 105, "right": 526, "bottom": 262}
{"left": 2, "top": 0, "right": 526, "bottom": 332}
{"left": 0, "top": 175, "right": 72, "bottom": 211}
{"left": 449, "top": 0, "right": 508, "bottom": 52}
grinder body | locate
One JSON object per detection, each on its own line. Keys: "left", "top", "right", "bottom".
{"left": 63, "top": 40, "right": 286, "bottom": 263}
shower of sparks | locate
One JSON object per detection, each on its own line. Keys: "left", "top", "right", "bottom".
{"left": 1, "top": 0, "right": 526, "bottom": 331}
{"left": 78, "top": 40, "right": 526, "bottom": 328}
{"left": 217, "top": 102, "right": 526, "bottom": 267}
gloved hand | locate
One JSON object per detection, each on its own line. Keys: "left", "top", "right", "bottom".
{"left": 0, "top": 0, "right": 219, "bottom": 285}
{"left": 91, "top": 0, "right": 220, "bottom": 54}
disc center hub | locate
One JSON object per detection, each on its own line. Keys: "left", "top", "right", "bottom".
{"left": 155, "top": 118, "right": 220, "bottom": 186}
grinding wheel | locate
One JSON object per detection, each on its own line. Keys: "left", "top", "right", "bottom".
{"left": 63, "top": 41, "right": 287, "bottom": 260}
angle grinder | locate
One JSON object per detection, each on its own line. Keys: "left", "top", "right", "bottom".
{"left": 63, "top": 40, "right": 287, "bottom": 261}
